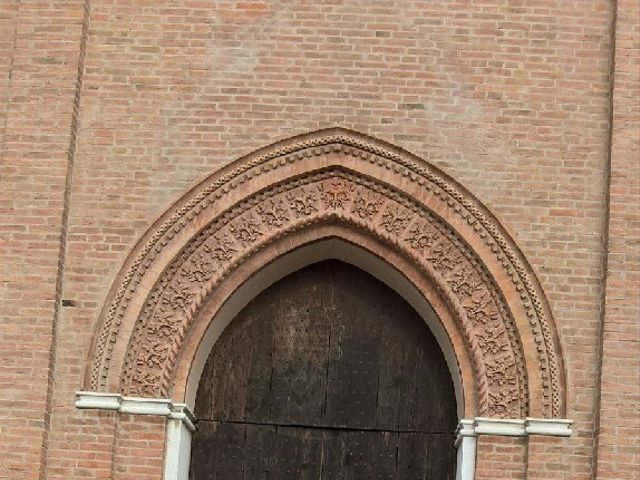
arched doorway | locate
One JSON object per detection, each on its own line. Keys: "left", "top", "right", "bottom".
{"left": 189, "top": 260, "right": 457, "bottom": 479}
{"left": 78, "top": 128, "right": 570, "bottom": 480}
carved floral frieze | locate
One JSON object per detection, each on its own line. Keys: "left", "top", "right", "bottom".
{"left": 120, "top": 171, "right": 527, "bottom": 418}
{"left": 90, "top": 129, "right": 563, "bottom": 419}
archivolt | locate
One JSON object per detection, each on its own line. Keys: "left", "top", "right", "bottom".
{"left": 85, "top": 128, "right": 565, "bottom": 419}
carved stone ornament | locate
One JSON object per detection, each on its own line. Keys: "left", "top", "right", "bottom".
{"left": 86, "top": 128, "right": 565, "bottom": 419}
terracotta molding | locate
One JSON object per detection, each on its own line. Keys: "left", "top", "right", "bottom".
{"left": 120, "top": 173, "right": 527, "bottom": 419}
{"left": 85, "top": 128, "right": 566, "bottom": 419}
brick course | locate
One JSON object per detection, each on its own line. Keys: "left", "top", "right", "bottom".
{"left": 0, "top": 1, "right": 637, "bottom": 478}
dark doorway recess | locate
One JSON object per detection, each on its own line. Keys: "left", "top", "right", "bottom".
{"left": 190, "top": 260, "right": 457, "bottom": 479}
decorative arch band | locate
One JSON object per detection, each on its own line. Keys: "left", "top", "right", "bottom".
{"left": 86, "top": 128, "right": 565, "bottom": 419}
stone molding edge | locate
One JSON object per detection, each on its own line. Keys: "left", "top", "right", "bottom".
{"left": 75, "top": 391, "right": 196, "bottom": 432}
{"left": 456, "top": 417, "right": 573, "bottom": 441}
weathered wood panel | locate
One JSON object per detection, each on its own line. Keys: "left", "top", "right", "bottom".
{"left": 190, "top": 425, "right": 457, "bottom": 480}
{"left": 191, "top": 260, "right": 457, "bottom": 479}
{"left": 270, "top": 285, "right": 330, "bottom": 426}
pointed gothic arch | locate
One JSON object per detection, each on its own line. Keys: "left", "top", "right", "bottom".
{"left": 84, "top": 127, "right": 565, "bottom": 420}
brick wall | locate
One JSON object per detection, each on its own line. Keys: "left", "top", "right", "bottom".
{"left": 595, "top": 0, "right": 640, "bottom": 478}
{"left": 475, "top": 436, "right": 526, "bottom": 479}
{"left": 0, "top": 2, "right": 86, "bottom": 479}
{"left": 113, "top": 416, "right": 166, "bottom": 480}
{"left": 0, "top": 1, "right": 637, "bottom": 478}
{"left": 527, "top": 435, "right": 585, "bottom": 479}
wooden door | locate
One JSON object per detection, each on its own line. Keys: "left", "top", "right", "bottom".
{"left": 190, "top": 260, "right": 457, "bottom": 479}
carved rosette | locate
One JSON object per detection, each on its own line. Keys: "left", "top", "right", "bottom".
{"left": 92, "top": 129, "right": 564, "bottom": 419}
{"left": 120, "top": 172, "right": 528, "bottom": 418}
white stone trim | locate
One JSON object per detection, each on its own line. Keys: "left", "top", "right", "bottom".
{"left": 470, "top": 417, "right": 573, "bottom": 438}
{"left": 75, "top": 391, "right": 196, "bottom": 480}
{"left": 526, "top": 417, "right": 573, "bottom": 437}
{"left": 474, "top": 417, "right": 526, "bottom": 437}
{"left": 164, "top": 415, "right": 193, "bottom": 480}
{"left": 455, "top": 417, "right": 573, "bottom": 479}
{"left": 455, "top": 418, "right": 476, "bottom": 441}
{"left": 455, "top": 420, "right": 476, "bottom": 480}
{"left": 75, "top": 391, "right": 196, "bottom": 432}
{"left": 170, "top": 403, "right": 197, "bottom": 433}
{"left": 457, "top": 417, "right": 574, "bottom": 439}
{"left": 120, "top": 396, "right": 173, "bottom": 417}
{"left": 75, "top": 391, "right": 121, "bottom": 410}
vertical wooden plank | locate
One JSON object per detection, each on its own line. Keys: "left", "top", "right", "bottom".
{"left": 195, "top": 303, "right": 260, "bottom": 421}
{"left": 377, "top": 289, "right": 457, "bottom": 434}
{"left": 243, "top": 295, "right": 275, "bottom": 424}
{"left": 394, "top": 299, "right": 425, "bottom": 433}
{"left": 406, "top": 321, "right": 457, "bottom": 434}
{"left": 271, "top": 427, "right": 323, "bottom": 479}
{"left": 243, "top": 424, "right": 275, "bottom": 480}
{"left": 320, "top": 429, "right": 399, "bottom": 480}
{"left": 323, "top": 303, "right": 351, "bottom": 428}
{"left": 189, "top": 420, "right": 217, "bottom": 480}
{"left": 397, "top": 432, "right": 427, "bottom": 480}
{"left": 324, "top": 265, "right": 383, "bottom": 429}
{"left": 376, "top": 293, "right": 417, "bottom": 431}
{"left": 344, "top": 431, "right": 396, "bottom": 480}
{"left": 424, "top": 434, "right": 457, "bottom": 480}
{"left": 270, "top": 270, "right": 331, "bottom": 426}
{"left": 319, "top": 429, "right": 347, "bottom": 479}
{"left": 190, "top": 421, "right": 246, "bottom": 480}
